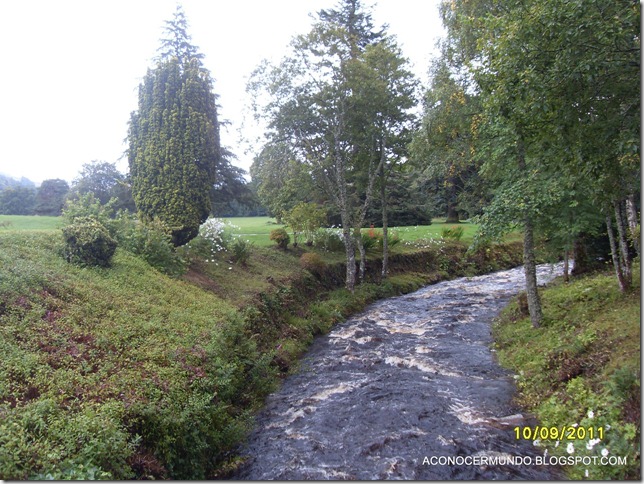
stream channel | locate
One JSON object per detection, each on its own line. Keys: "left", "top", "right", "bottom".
{"left": 232, "top": 263, "right": 565, "bottom": 480}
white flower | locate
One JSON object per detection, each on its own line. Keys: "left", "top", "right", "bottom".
{"left": 601, "top": 448, "right": 609, "bottom": 457}
{"left": 585, "top": 470, "right": 589, "bottom": 478}
{"left": 586, "top": 438, "right": 601, "bottom": 450}
{"left": 605, "top": 424, "right": 611, "bottom": 430}
{"left": 533, "top": 439, "right": 541, "bottom": 447}
{"left": 567, "top": 442, "right": 575, "bottom": 454}
{"left": 554, "top": 440, "right": 560, "bottom": 448}
{"left": 587, "top": 410, "right": 594, "bottom": 419}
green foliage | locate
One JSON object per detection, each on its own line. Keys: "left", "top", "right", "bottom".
{"left": 493, "top": 266, "right": 640, "bottom": 479}
{"left": 284, "top": 202, "right": 327, "bottom": 246}
{"left": 313, "top": 228, "right": 345, "bottom": 252}
{"left": 70, "top": 160, "right": 135, "bottom": 212}
{"left": 35, "top": 179, "right": 70, "bottom": 216}
{"left": 113, "top": 212, "right": 186, "bottom": 277}
{"left": 0, "top": 185, "right": 36, "bottom": 215}
{"left": 361, "top": 226, "right": 401, "bottom": 251}
{"left": 128, "top": 7, "right": 221, "bottom": 247}
{"left": 299, "top": 252, "right": 326, "bottom": 275}
{"left": 269, "top": 228, "right": 290, "bottom": 250}
{"left": 441, "top": 225, "right": 464, "bottom": 241}
{"left": 62, "top": 217, "right": 117, "bottom": 268}
{"left": 231, "top": 238, "right": 253, "bottom": 266}
{"left": 62, "top": 192, "right": 117, "bottom": 231}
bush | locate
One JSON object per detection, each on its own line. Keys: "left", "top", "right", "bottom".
{"left": 284, "top": 202, "right": 327, "bottom": 246}
{"left": 300, "top": 252, "right": 326, "bottom": 275}
{"left": 269, "top": 228, "right": 290, "bottom": 250}
{"left": 231, "top": 238, "right": 253, "bottom": 266}
{"left": 361, "top": 227, "right": 400, "bottom": 251}
{"left": 442, "top": 225, "right": 464, "bottom": 241}
{"left": 62, "top": 193, "right": 118, "bottom": 235}
{"left": 113, "top": 213, "right": 185, "bottom": 276}
{"left": 62, "top": 217, "right": 117, "bottom": 267}
{"left": 313, "top": 228, "right": 344, "bottom": 252}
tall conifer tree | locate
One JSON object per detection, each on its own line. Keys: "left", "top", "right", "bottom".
{"left": 128, "top": 6, "right": 221, "bottom": 246}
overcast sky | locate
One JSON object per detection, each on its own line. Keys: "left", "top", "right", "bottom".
{"left": 0, "top": 0, "right": 445, "bottom": 185}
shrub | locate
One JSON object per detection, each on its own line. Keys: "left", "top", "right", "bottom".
{"left": 113, "top": 213, "right": 185, "bottom": 276}
{"left": 231, "top": 238, "right": 253, "bottom": 266}
{"left": 300, "top": 252, "right": 326, "bottom": 275}
{"left": 62, "top": 217, "right": 117, "bottom": 267}
{"left": 313, "top": 228, "right": 344, "bottom": 252}
{"left": 284, "top": 202, "right": 327, "bottom": 246}
{"left": 62, "top": 193, "right": 118, "bottom": 235}
{"left": 442, "top": 225, "right": 464, "bottom": 241}
{"left": 269, "top": 228, "right": 290, "bottom": 250}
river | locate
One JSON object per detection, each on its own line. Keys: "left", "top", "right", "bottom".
{"left": 232, "top": 263, "right": 565, "bottom": 480}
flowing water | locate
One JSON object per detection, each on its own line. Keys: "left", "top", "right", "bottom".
{"left": 232, "top": 264, "right": 565, "bottom": 480}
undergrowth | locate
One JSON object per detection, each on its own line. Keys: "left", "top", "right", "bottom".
{"left": 493, "top": 262, "right": 640, "bottom": 480}
{"left": 0, "top": 227, "right": 529, "bottom": 479}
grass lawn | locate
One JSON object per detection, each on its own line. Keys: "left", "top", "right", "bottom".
{"left": 0, "top": 214, "right": 506, "bottom": 248}
{"left": 224, "top": 216, "right": 482, "bottom": 247}
{"left": 0, "top": 214, "right": 62, "bottom": 230}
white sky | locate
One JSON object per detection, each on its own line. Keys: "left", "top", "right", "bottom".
{"left": 0, "top": 0, "right": 444, "bottom": 185}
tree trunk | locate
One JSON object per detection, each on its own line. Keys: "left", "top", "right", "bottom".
{"left": 563, "top": 249, "right": 570, "bottom": 283}
{"left": 626, "top": 194, "right": 639, "bottom": 257}
{"left": 523, "top": 216, "right": 543, "bottom": 328}
{"left": 356, "top": 227, "right": 366, "bottom": 282}
{"left": 606, "top": 212, "right": 628, "bottom": 293}
{"left": 342, "top": 225, "right": 357, "bottom": 292}
{"left": 614, "top": 200, "right": 632, "bottom": 291}
{"left": 445, "top": 204, "right": 460, "bottom": 224}
{"left": 380, "top": 155, "right": 389, "bottom": 279}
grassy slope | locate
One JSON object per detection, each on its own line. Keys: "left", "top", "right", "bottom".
{"left": 1, "top": 216, "right": 636, "bottom": 479}
{"left": 493, "top": 264, "right": 640, "bottom": 480}
{"left": 0, "top": 232, "right": 284, "bottom": 479}
{"left": 0, "top": 219, "right": 522, "bottom": 479}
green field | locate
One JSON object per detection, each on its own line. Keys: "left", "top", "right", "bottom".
{"left": 1, "top": 215, "right": 483, "bottom": 247}
{"left": 0, "top": 214, "right": 62, "bottom": 231}
{"left": 223, "top": 216, "right": 481, "bottom": 247}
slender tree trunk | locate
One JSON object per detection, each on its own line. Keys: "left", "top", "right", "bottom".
{"left": 563, "top": 249, "right": 570, "bottom": 283}
{"left": 516, "top": 131, "right": 543, "bottom": 328}
{"left": 523, "top": 216, "right": 543, "bottom": 328}
{"left": 356, "top": 227, "right": 366, "bottom": 282}
{"left": 626, "top": 194, "right": 640, "bottom": 257}
{"left": 614, "top": 200, "right": 632, "bottom": 291}
{"left": 606, "top": 212, "right": 628, "bottom": 292}
{"left": 342, "top": 224, "right": 357, "bottom": 292}
{"left": 380, "top": 147, "right": 389, "bottom": 279}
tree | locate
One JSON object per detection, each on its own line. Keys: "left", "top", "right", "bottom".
{"left": 70, "top": 160, "right": 135, "bottom": 212}
{"left": 248, "top": 0, "right": 416, "bottom": 289}
{"left": 441, "top": 0, "right": 640, "bottom": 326}
{"left": 0, "top": 186, "right": 36, "bottom": 215}
{"left": 410, "top": 52, "right": 484, "bottom": 222}
{"left": 127, "top": 6, "right": 222, "bottom": 246}
{"left": 250, "top": 142, "right": 319, "bottom": 223}
{"left": 35, "top": 179, "right": 69, "bottom": 216}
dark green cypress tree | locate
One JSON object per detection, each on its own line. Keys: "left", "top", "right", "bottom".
{"left": 128, "top": 6, "right": 221, "bottom": 246}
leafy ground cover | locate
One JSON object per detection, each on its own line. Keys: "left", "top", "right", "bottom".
{"left": 493, "top": 263, "right": 641, "bottom": 480}
{"left": 0, "top": 219, "right": 524, "bottom": 479}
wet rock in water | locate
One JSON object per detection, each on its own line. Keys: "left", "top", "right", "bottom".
{"left": 231, "top": 264, "right": 566, "bottom": 480}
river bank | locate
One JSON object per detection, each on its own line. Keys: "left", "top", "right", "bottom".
{"left": 231, "top": 263, "right": 567, "bottom": 480}
{"left": 0, "top": 233, "right": 536, "bottom": 479}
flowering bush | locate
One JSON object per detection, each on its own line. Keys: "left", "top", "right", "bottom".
{"left": 313, "top": 228, "right": 344, "bottom": 252}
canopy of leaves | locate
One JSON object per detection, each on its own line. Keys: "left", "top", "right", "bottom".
{"left": 128, "top": 7, "right": 222, "bottom": 246}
